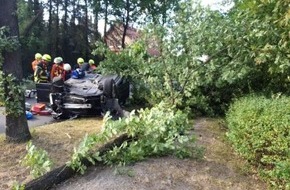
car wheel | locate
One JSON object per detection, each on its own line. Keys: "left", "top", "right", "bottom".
{"left": 103, "top": 78, "right": 116, "bottom": 98}
{"left": 101, "top": 98, "right": 124, "bottom": 120}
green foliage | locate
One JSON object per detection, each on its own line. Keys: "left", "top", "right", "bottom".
{"left": 0, "top": 74, "right": 26, "bottom": 116}
{"left": 93, "top": 40, "right": 151, "bottom": 105}
{"left": 0, "top": 27, "right": 25, "bottom": 116}
{"left": 95, "top": 27, "right": 212, "bottom": 111}
{"left": 68, "top": 102, "right": 199, "bottom": 173}
{"left": 0, "top": 27, "right": 19, "bottom": 64}
{"left": 102, "top": 102, "right": 196, "bottom": 166}
{"left": 93, "top": 2, "right": 247, "bottom": 115}
{"left": 138, "top": 0, "right": 180, "bottom": 25}
{"left": 182, "top": 0, "right": 289, "bottom": 114}
{"left": 226, "top": 95, "right": 290, "bottom": 188}
{"left": 229, "top": 0, "right": 290, "bottom": 93}
{"left": 11, "top": 183, "right": 25, "bottom": 190}
{"left": 22, "top": 141, "right": 53, "bottom": 178}
{"left": 66, "top": 134, "right": 102, "bottom": 175}
{"left": 95, "top": 0, "right": 289, "bottom": 115}
{"left": 268, "top": 156, "right": 290, "bottom": 189}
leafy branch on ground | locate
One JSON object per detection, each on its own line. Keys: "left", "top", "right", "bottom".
{"left": 21, "top": 141, "right": 53, "bottom": 178}
{"left": 11, "top": 183, "right": 25, "bottom": 190}
{"left": 66, "top": 134, "right": 102, "bottom": 175}
{"left": 67, "top": 102, "right": 202, "bottom": 174}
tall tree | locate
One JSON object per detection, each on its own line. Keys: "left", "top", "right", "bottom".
{"left": 54, "top": 0, "right": 61, "bottom": 56}
{"left": 84, "top": 0, "right": 90, "bottom": 58}
{"left": 48, "top": 0, "right": 53, "bottom": 54}
{"left": 121, "top": 0, "right": 131, "bottom": 48}
{"left": 111, "top": 0, "right": 140, "bottom": 48}
{"left": 61, "top": 0, "right": 70, "bottom": 60}
{"left": 17, "top": 0, "right": 45, "bottom": 77}
{"left": 139, "top": 0, "right": 179, "bottom": 25}
{"left": 0, "top": 0, "right": 31, "bottom": 142}
{"left": 103, "top": 0, "right": 109, "bottom": 39}
{"left": 91, "top": 0, "right": 102, "bottom": 41}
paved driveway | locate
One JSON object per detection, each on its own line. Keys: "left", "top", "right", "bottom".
{"left": 0, "top": 98, "right": 55, "bottom": 134}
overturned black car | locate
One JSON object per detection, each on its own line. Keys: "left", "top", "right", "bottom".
{"left": 36, "top": 73, "right": 130, "bottom": 119}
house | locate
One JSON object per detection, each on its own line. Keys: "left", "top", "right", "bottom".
{"left": 104, "top": 23, "right": 139, "bottom": 52}
{"left": 104, "top": 23, "right": 160, "bottom": 56}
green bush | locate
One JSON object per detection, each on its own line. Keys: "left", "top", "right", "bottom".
{"left": 226, "top": 95, "right": 290, "bottom": 188}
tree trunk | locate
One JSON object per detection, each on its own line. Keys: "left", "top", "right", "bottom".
{"left": 0, "top": 0, "right": 31, "bottom": 142}
{"left": 24, "top": 134, "right": 132, "bottom": 190}
{"left": 121, "top": 0, "right": 130, "bottom": 49}
{"left": 55, "top": 0, "right": 60, "bottom": 56}
{"left": 104, "top": 0, "right": 108, "bottom": 39}
{"left": 48, "top": 0, "right": 53, "bottom": 54}
{"left": 20, "top": 9, "right": 43, "bottom": 37}
{"left": 94, "top": 3, "right": 101, "bottom": 41}
{"left": 33, "top": 0, "right": 43, "bottom": 38}
{"left": 61, "top": 0, "right": 69, "bottom": 60}
{"left": 84, "top": 0, "right": 89, "bottom": 59}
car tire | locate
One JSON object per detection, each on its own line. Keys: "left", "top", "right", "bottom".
{"left": 101, "top": 98, "right": 124, "bottom": 120}
{"left": 103, "top": 78, "right": 116, "bottom": 98}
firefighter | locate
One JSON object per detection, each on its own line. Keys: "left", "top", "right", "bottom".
{"left": 79, "top": 59, "right": 96, "bottom": 72}
{"left": 63, "top": 63, "right": 72, "bottom": 81}
{"left": 31, "top": 53, "right": 42, "bottom": 72}
{"left": 50, "top": 57, "right": 64, "bottom": 81}
{"left": 88, "top": 59, "right": 97, "bottom": 72}
{"left": 34, "top": 54, "right": 51, "bottom": 83}
{"left": 74, "top": 57, "right": 84, "bottom": 70}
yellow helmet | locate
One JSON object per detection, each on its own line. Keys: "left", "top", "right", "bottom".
{"left": 77, "top": 57, "right": 84, "bottom": 64}
{"left": 35, "top": 53, "right": 42, "bottom": 60}
{"left": 88, "top": 59, "right": 95, "bottom": 65}
{"left": 42, "top": 54, "right": 51, "bottom": 62}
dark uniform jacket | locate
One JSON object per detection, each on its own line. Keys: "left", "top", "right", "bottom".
{"left": 34, "top": 62, "right": 48, "bottom": 83}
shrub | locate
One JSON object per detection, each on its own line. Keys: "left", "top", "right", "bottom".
{"left": 226, "top": 95, "right": 290, "bottom": 188}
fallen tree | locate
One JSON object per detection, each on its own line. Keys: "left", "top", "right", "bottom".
{"left": 24, "top": 134, "right": 131, "bottom": 190}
